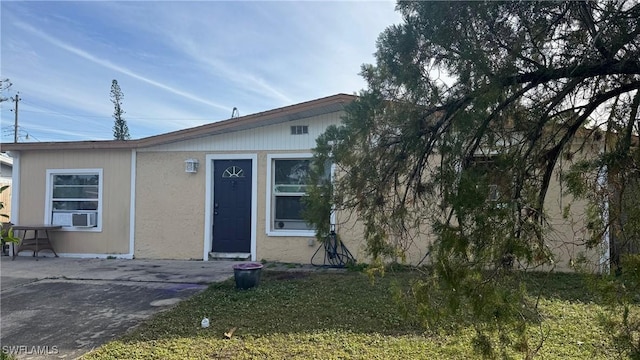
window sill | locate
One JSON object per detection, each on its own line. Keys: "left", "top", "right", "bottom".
{"left": 266, "top": 230, "right": 315, "bottom": 237}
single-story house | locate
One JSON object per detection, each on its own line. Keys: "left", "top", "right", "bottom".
{"left": 1, "top": 94, "right": 606, "bottom": 270}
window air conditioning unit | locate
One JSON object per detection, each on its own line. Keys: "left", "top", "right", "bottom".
{"left": 52, "top": 213, "right": 73, "bottom": 226}
{"left": 72, "top": 213, "right": 97, "bottom": 227}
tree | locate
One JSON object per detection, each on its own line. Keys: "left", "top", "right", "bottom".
{"left": 110, "top": 79, "right": 130, "bottom": 140}
{"left": 0, "top": 78, "right": 12, "bottom": 103}
{"left": 306, "top": 1, "right": 640, "bottom": 357}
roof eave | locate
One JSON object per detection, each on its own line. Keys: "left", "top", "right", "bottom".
{"left": 2, "top": 93, "right": 355, "bottom": 152}
{"left": 1, "top": 140, "right": 136, "bottom": 151}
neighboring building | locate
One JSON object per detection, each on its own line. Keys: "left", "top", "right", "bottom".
{"left": 1, "top": 94, "right": 605, "bottom": 270}
{"left": 0, "top": 153, "right": 13, "bottom": 220}
{"left": 0, "top": 153, "right": 13, "bottom": 181}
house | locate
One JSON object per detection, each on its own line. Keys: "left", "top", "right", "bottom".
{"left": 1, "top": 94, "right": 605, "bottom": 270}
{"left": 2, "top": 94, "right": 365, "bottom": 263}
{"left": 0, "top": 152, "right": 13, "bottom": 181}
{"left": 0, "top": 153, "right": 13, "bottom": 219}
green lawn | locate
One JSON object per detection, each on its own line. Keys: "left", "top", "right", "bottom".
{"left": 80, "top": 269, "right": 634, "bottom": 359}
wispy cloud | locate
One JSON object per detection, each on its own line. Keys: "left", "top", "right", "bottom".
{"left": 1, "top": 1, "right": 402, "bottom": 142}
{"left": 13, "top": 20, "right": 230, "bottom": 112}
{"left": 189, "top": 49, "right": 295, "bottom": 105}
{"left": 105, "top": 2, "right": 296, "bottom": 105}
{"left": 19, "top": 119, "right": 111, "bottom": 141}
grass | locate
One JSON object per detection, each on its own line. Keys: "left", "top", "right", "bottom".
{"left": 79, "top": 269, "right": 637, "bottom": 359}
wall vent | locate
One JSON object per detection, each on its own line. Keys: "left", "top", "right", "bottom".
{"left": 290, "top": 125, "right": 308, "bottom": 135}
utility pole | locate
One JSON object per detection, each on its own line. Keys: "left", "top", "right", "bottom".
{"left": 13, "top": 94, "right": 19, "bottom": 143}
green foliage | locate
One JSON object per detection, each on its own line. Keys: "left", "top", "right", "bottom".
{"left": 302, "top": 132, "right": 336, "bottom": 241}
{"left": 564, "top": 136, "right": 640, "bottom": 356}
{"left": 587, "top": 255, "right": 640, "bottom": 359}
{"left": 82, "top": 271, "right": 629, "bottom": 360}
{"left": 408, "top": 266, "right": 539, "bottom": 358}
{"left": 0, "top": 224, "right": 20, "bottom": 246}
{"left": 345, "top": 261, "right": 369, "bottom": 272}
{"left": 0, "top": 351, "right": 16, "bottom": 360}
{"left": 305, "top": 1, "right": 640, "bottom": 357}
{"left": 110, "top": 79, "right": 130, "bottom": 140}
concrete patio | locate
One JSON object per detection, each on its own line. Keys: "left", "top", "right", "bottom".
{"left": 0, "top": 256, "right": 236, "bottom": 359}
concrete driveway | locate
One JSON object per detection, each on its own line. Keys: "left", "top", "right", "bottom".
{"left": 0, "top": 256, "right": 236, "bottom": 359}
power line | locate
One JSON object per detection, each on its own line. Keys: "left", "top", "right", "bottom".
{"left": 1, "top": 127, "right": 39, "bottom": 142}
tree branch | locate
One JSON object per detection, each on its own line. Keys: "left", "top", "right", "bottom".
{"left": 501, "top": 59, "right": 640, "bottom": 86}
{"left": 537, "top": 81, "right": 640, "bottom": 215}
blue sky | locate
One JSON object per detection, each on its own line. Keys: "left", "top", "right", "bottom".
{"left": 0, "top": 1, "right": 401, "bottom": 142}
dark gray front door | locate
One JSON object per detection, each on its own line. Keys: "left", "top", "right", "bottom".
{"left": 212, "top": 159, "right": 252, "bottom": 253}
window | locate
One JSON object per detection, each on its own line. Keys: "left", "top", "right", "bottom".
{"left": 46, "top": 169, "right": 102, "bottom": 230}
{"left": 273, "top": 159, "right": 311, "bottom": 231}
{"left": 266, "top": 154, "right": 330, "bottom": 236}
{"left": 468, "top": 156, "right": 511, "bottom": 203}
{"left": 290, "top": 125, "right": 308, "bottom": 135}
{"left": 222, "top": 166, "right": 245, "bottom": 178}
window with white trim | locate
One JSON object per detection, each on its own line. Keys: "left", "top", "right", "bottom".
{"left": 468, "top": 156, "right": 511, "bottom": 203}
{"left": 266, "top": 155, "right": 330, "bottom": 235}
{"left": 46, "top": 169, "right": 102, "bottom": 230}
{"left": 273, "top": 159, "right": 311, "bottom": 230}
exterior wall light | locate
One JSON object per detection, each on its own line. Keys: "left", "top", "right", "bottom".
{"left": 185, "top": 159, "right": 199, "bottom": 173}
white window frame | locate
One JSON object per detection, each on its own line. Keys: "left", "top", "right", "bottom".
{"left": 469, "top": 155, "right": 511, "bottom": 207}
{"left": 44, "top": 168, "right": 103, "bottom": 232}
{"left": 266, "top": 153, "right": 317, "bottom": 237}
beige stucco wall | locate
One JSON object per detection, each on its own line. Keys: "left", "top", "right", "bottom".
{"left": 312, "top": 143, "right": 604, "bottom": 271}
{"left": 15, "top": 149, "right": 132, "bottom": 255}
{"left": 255, "top": 151, "right": 429, "bottom": 265}
{"left": 541, "top": 140, "right": 605, "bottom": 272}
{"left": 14, "top": 129, "right": 595, "bottom": 269}
{"left": 133, "top": 111, "right": 346, "bottom": 261}
{"left": 12, "top": 141, "right": 603, "bottom": 269}
{"left": 133, "top": 149, "right": 362, "bottom": 263}
{"left": 134, "top": 151, "right": 208, "bottom": 259}
{"left": 132, "top": 143, "right": 602, "bottom": 269}
{"left": 255, "top": 151, "right": 312, "bottom": 263}
{"left": 132, "top": 148, "right": 370, "bottom": 263}
{"left": 258, "top": 150, "right": 373, "bottom": 264}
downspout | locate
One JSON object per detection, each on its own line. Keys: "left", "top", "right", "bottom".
{"left": 203, "top": 155, "right": 213, "bottom": 261}
{"left": 597, "top": 164, "right": 610, "bottom": 274}
{"left": 127, "top": 149, "right": 136, "bottom": 259}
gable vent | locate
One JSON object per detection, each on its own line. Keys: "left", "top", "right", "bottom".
{"left": 290, "top": 125, "right": 308, "bottom": 135}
